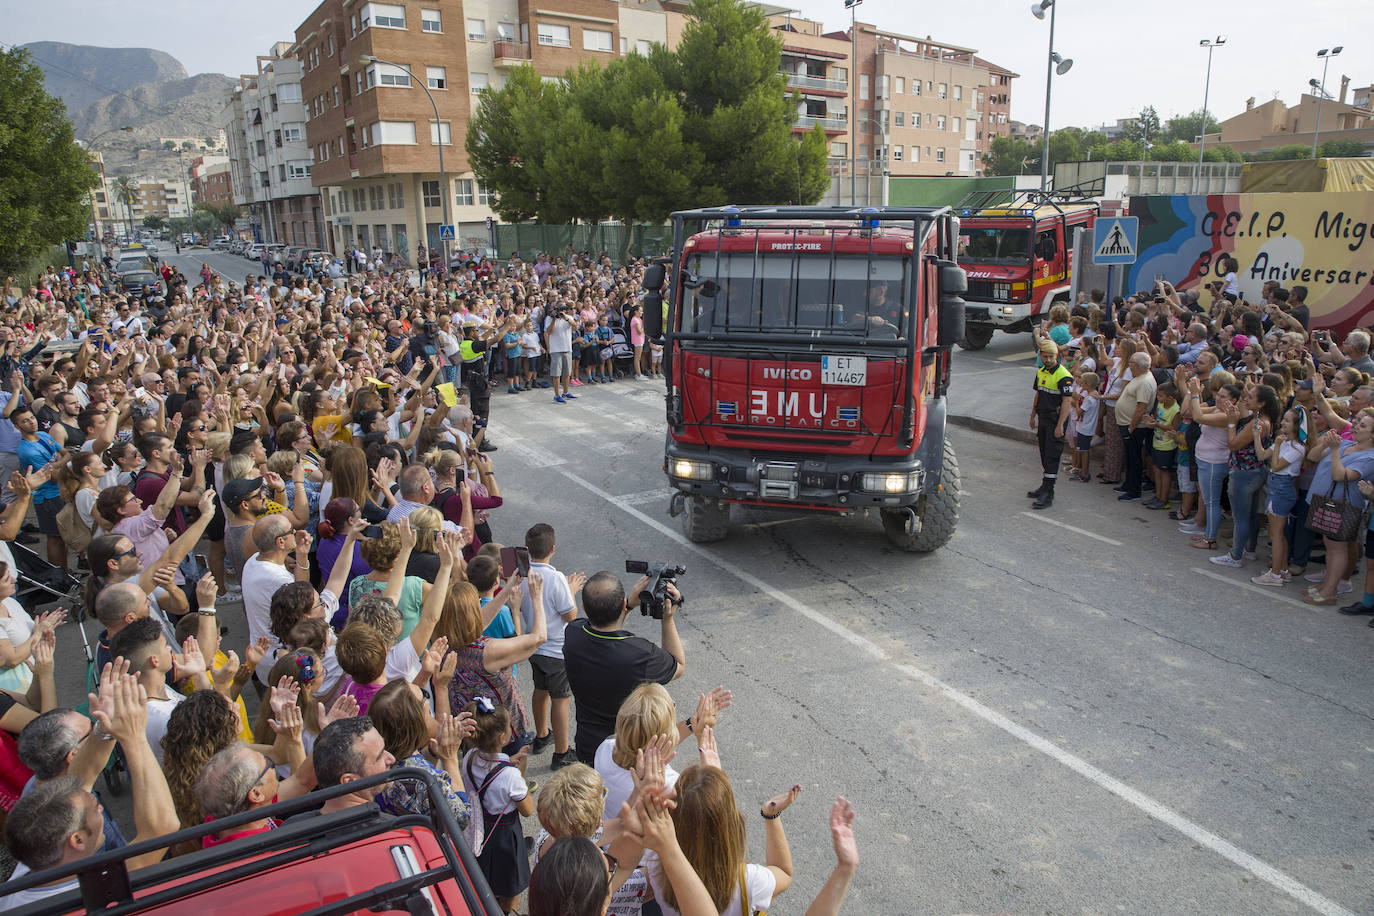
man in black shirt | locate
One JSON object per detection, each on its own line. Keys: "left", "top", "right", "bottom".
{"left": 562, "top": 571, "right": 684, "bottom": 765}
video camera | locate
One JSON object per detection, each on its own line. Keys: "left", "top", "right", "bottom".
{"left": 625, "top": 559, "right": 686, "bottom": 620}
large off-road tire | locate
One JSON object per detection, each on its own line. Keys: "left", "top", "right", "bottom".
{"left": 956, "top": 324, "right": 995, "bottom": 351}
{"left": 683, "top": 496, "right": 730, "bottom": 543}
{"left": 882, "top": 438, "right": 960, "bottom": 552}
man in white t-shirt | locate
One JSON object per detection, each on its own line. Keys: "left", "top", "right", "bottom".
{"left": 518, "top": 523, "right": 585, "bottom": 770}
{"left": 241, "top": 515, "right": 312, "bottom": 682}
{"left": 106, "top": 617, "right": 210, "bottom": 764}
{"left": 543, "top": 309, "right": 577, "bottom": 403}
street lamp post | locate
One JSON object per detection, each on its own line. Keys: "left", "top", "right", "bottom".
{"left": 1031, "top": 1, "right": 1072, "bottom": 191}
{"left": 364, "top": 55, "right": 449, "bottom": 269}
{"left": 1197, "top": 36, "right": 1226, "bottom": 168}
{"left": 844, "top": 0, "right": 862, "bottom": 207}
{"left": 1312, "top": 46, "right": 1342, "bottom": 156}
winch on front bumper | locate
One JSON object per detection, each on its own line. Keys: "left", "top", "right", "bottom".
{"left": 664, "top": 443, "right": 929, "bottom": 510}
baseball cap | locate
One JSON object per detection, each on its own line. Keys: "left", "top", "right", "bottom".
{"left": 222, "top": 477, "right": 264, "bottom": 511}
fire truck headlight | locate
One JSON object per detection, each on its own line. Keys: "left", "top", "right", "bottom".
{"left": 859, "top": 471, "right": 920, "bottom": 493}
{"left": 671, "top": 459, "right": 714, "bottom": 481}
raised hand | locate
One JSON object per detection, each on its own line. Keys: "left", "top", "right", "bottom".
{"left": 196, "top": 573, "right": 218, "bottom": 610}
{"left": 294, "top": 529, "right": 313, "bottom": 554}
{"left": 268, "top": 699, "right": 304, "bottom": 742}
{"left": 437, "top": 529, "right": 459, "bottom": 567}
{"left": 436, "top": 649, "right": 458, "bottom": 687}
{"left": 212, "top": 650, "right": 241, "bottom": 694}
{"left": 178, "top": 635, "right": 207, "bottom": 679}
{"left": 151, "top": 567, "right": 177, "bottom": 595}
{"left": 34, "top": 608, "right": 67, "bottom": 635}
{"left": 31, "top": 628, "right": 56, "bottom": 676}
{"left": 420, "top": 636, "right": 449, "bottom": 679}
{"left": 198, "top": 487, "right": 217, "bottom": 515}
{"left": 244, "top": 636, "right": 271, "bottom": 672}
{"left": 696, "top": 723, "right": 721, "bottom": 770}
{"left": 693, "top": 686, "right": 732, "bottom": 733}
{"left": 319, "top": 692, "right": 360, "bottom": 728}
{"left": 566, "top": 572, "right": 587, "bottom": 594}
{"left": 396, "top": 517, "right": 414, "bottom": 553}
{"left": 631, "top": 733, "right": 676, "bottom": 801}
{"left": 93, "top": 670, "right": 149, "bottom": 745}
{"left": 761, "top": 784, "right": 802, "bottom": 819}
{"left": 829, "top": 797, "right": 858, "bottom": 871}
{"left": 262, "top": 471, "right": 285, "bottom": 491}
{"left": 429, "top": 713, "right": 465, "bottom": 761}
{"left": 269, "top": 675, "right": 300, "bottom": 720}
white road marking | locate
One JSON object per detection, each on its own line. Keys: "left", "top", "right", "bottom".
{"left": 537, "top": 462, "right": 1353, "bottom": 916}
{"left": 954, "top": 365, "right": 1034, "bottom": 378}
{"left": 997, "top": 351, "right": 1037, "bottom": 362}
{"left": 1191, "top": 568, "right": 1319, "bottom": 611}
{"left": 617, "top": 487, "right": 677, "bottom": 506}
{"left": 1019, "top": 511, "right": 1123, "bottom": 546}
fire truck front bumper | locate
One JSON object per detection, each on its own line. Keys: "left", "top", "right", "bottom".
{"left": 664, "top": 444, "right": 929, "bottom": 511}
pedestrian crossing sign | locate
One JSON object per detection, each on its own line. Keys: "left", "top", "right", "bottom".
{"left": 1092, "top": 217, "right": 1138, "bottom": 265}
{"left": 439, "top": 225, "right": 456, "bottom": 241}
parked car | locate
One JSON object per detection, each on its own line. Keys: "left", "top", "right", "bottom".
{"left": 283, "top": 246, "right": 308, "bottom": 271}
{"left": 244, "top": 243, "right": 265, "bottom": 260}
{"left": 303, "top": 249, "right": 332, "bottom": 272}
{"left": 229, "top": 239, "right": 248, "bottom": 255}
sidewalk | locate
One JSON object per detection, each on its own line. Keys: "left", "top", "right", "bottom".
{"left": 947, "top": 333, "right": 1039, "bottom": 445}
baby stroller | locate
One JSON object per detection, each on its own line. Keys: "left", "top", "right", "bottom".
{"left": 9, "top": 541, "right": 83, "bottom": 615}
{"left": 603, "top": 329, "right": 637, "bottom": 379}
{"left": 76, "top": 617, "right": 127, "bottom": 796}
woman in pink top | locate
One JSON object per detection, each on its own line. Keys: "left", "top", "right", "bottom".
{"left": 629, "top": 305, "right": 648, "bottom": 380}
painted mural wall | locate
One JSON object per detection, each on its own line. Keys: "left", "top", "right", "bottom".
{"left": 1127, "top": 192, "right": 1374, "bottom": 332}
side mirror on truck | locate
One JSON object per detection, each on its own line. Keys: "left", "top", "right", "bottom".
{"left": 641, "top": 261, "right": 668, "bottom": 338}
{"left": 935, "top": 259, "right": 966, "bottom": 348}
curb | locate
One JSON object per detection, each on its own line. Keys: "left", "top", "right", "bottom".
{"left": 948, "top": 413, "right": 1036, "bottom": 445}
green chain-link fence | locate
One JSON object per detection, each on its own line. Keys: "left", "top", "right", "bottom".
{"left": 492, "top": 224, "right": 673, "bottom": 264}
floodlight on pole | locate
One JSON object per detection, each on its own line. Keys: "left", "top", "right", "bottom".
{"left": 845, "top": 0, "right": 863, "bottom": 206}
{"left": 1197, "top": 36, "right": 1225, "bottom": 167}
{"left": 1312, "top": 46, "right": 1342, "bottom": 156}
{"left": 364, "top": 55, "right": 449, "bottom": 267}
{"left": 1031, "top": 0, "right": 1070, "bottom": 191}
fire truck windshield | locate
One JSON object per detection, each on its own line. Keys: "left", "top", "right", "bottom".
{"left": 679, "top": 252, "right": 910, "bottom": 338}
{"left": 958, "top": 227, "right": 1032, "bottom": 265}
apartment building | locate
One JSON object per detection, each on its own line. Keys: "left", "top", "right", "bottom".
{"left": 291, "top": 0, "right": 694, "bottom": 259}
{"left": 190, "top": 156, "right": 235, "bottom": 207}
{"left": 221, "top": 44, "right": 323, "bottom": 247}
{"left": 127, "top": 177, "right": 191, "bottom": 221}
{"left": 1210, "top": 89, "right": 1374, "bottom": 156}
{"left": 767, "top": 12, "right": 1015, "bottom": 190}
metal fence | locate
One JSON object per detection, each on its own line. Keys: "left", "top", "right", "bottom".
{"left": 493, "top": 223, "right": 673, "bottom": 264}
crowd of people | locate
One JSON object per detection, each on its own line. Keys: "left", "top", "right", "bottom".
{"left": 1028, "top": 272, "right": 1374, "bottom": 617}
{"left": 0, "top": 249, "right": 858, "bottom": 915}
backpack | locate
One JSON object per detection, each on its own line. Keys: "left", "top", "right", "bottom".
{"left": 56, "top": 501, "right": 93, "bottom": 554}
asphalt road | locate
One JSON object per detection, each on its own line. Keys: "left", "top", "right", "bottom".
{"left": 57, "top": 251, "right": 1372, "bottom": 914}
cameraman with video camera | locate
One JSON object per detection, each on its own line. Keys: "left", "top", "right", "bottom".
{"left": 562, "top": 565, "right": 687, "bottom": 765}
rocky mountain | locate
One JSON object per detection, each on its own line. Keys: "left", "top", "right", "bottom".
{"left": 22, "top": 42, "right": 187, "bottom": 114}
{"left": 22, "top": 42, "right": 235, "bottom": 179}
{"left": 72, "top": 72, "right": 236, "bottom": 145}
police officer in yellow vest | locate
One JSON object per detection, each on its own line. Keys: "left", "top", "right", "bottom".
{"left": 1027, "top": 339, "right": 1074, "bottom": 510}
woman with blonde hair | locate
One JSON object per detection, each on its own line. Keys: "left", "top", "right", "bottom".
{"left": 405, "top": 505, "right": 444, "bottom": 581}
{"left": 596, "top": 683, "right": 680, "bottom": 819}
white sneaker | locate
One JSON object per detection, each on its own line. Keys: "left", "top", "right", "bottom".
{"left": 1303, "top": 571, "right": 1326, "bottom": 583}
{"left": 1209, "top": 553, "right": 1243, "bottom": 568}
{"left": 1242, "top": 550, "right": 1257, "bottom": 561}
{"left": 1250, "top": 571, "right": 1286, "bottom": 587}
{"left": 1178, "top": 522, "right": 1203, "bottom": 535}
{"left": 1337, "top": 579, "right": 1353, "bottom": 595}
{"left": 635, "top": 374, "right": 650, "bottom": 381}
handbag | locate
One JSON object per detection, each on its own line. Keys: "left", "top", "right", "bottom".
{"left": 1305, "top": 480, "right": 1362, "bottom": 541}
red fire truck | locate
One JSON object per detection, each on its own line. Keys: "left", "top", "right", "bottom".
{"left": 954, "top": 190, "right": 1098, "bottom": 350}
{"left": 641, "top": 206, "right": 966, "bottom": 551}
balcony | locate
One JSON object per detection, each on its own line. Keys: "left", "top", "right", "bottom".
{"left": 794, "top": 115, "right": 847, "bottom": 133}
{"left": 784, "top": 73, "right": 848, "bottom": 95}
{"left": 493, "top": 40, "right": 531, "bottom": 67}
